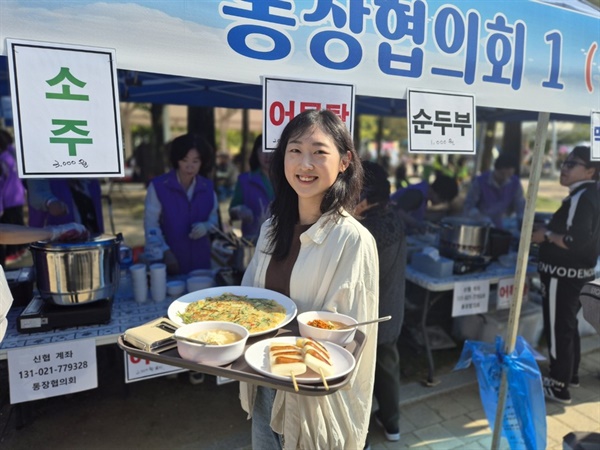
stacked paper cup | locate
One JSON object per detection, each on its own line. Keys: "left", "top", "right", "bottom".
{"left": 130, "top": 264, "right": 148, "bottom": 304}
{"left": 150, "top": 263, "right": 167, "bottom": 302}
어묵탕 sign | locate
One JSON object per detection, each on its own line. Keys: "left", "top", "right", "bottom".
{"left": 7, "top": 39, "right": 124, "bottom": 178}
{"left": 262, "top": 76, "right": 354, "bottom": 151}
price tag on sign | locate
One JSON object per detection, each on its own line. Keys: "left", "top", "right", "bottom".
{"left": 123, "top": 352, "right": 186, "bottom": 383}
{"left": 452, "top": 279, "right": 490, "bottom": 317}
{"left": 496, "top": 278, "right": 530, "bottom": 310}
{"left": 7, "top": 339, "right": 97, "bottom": 404}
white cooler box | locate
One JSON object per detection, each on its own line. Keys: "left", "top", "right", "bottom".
{"left": 452, "top": 301, "right": 544, "bottom": 347}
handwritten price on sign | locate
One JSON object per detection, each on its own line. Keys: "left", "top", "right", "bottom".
{"left": 53, "top": 159, "right": 89, "bottom": 169}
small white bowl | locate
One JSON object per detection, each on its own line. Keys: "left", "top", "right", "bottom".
{"left": 175, "top": 321, "right": 249, "bottom": 365}
{"left": 186, "top": 275, "right": 214, "bottom": 293}
{"left": 166, "top": 280, "right": 186, "bottom": 297}
{"left": 188, "top": 269, "right": 214, "bottom": 278}
{"left": 297, "top": 311, "right": 358, "bottom": 346}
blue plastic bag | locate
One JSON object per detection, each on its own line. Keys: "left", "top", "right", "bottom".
{"left": 454, "top": 336, "right": 547, "bottom": 450}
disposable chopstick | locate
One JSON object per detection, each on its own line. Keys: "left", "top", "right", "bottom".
{"left": 210, "top": 225, "right": 238, "bottom": 246}
{"left": 319, "top": 368, "right": 329, "bottom": 391}
{"left": 291, "top": 371, "right": 299, "bottom": 392}
{"left": 240, "top": 236, "right": 255, "bottom": 247}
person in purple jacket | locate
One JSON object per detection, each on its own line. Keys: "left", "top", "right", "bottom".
{"left": 390, "top": 174, "right": 458, "bottom": 233}
{"left": 0, "top": 129, "right": 27, "bottom": 265}
{"left": 228, "top": 134, "right": 274, "bottom": 243}
{"left": 144, "top": 133, "right": 219, "bottom": 275}
{"left": 463, "top": 152, "right": 525, "bottom": 229}
{"left": 27, "top": 178, "right": 104, "bottom": 234}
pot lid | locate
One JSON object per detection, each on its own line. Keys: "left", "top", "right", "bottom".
{"left": 30, "top": 233, "right": 120, "bottom": 250}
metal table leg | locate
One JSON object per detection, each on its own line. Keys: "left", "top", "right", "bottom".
{"left": 420, "top": 290, "right": 438, "bottom": 386}
{"left": 421, "top": 290, "right": 449, "bottom": 387}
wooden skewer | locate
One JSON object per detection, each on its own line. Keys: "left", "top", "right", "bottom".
{"left": 291, "top": 371, "right": 299, "bottom": 392}
{"left": 319, "top": 368, "right": 329, "bottom": 391}
{"left": 209, "top": 225, "right": 238, "bottom": 246}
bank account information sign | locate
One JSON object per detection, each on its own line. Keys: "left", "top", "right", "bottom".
{"left": 7, "top": 39, "right": 124, "bottom": 178}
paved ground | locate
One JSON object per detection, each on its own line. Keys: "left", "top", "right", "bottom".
{"left": 1, "top": 335, "right": 598, "bottom": 449}
{"left": 366, "top": 335, "right": 600, "bottom": 450}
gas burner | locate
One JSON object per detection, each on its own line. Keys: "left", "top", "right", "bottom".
{"left": 17, "top": 296, "right": 112, "bottom": 333}
{"left": 452, "top": 256, "right": 491, "bottom": 275}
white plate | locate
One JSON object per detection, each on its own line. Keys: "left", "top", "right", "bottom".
{"left": 244, "top": 336, "right": 356, "bottom": 383}
{"left": 167, "top": 286, "right": 297, "bottom": 337}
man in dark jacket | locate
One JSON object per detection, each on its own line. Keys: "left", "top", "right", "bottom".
{"left": 532, "top": 145, "right": 600, "bottom": 404}
{"left": 357, "top": 161, "right": 406, "bottom": 444}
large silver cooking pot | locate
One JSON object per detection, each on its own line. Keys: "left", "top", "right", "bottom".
{"left": 30, "top": 234, "right": 121, "bottom": 305}
{"left": 438, "top": 217, "right": 491, "bottom": 259}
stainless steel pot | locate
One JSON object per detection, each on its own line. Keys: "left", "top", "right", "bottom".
{"left": 438, "top": 217, "right": 491, "bottom": 259}
{"left": 30, "top": 234, "right": 121, "bottom": 305}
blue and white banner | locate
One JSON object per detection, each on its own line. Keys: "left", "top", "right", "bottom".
{"left": 1, "top": 0, "right": 598, "bottom": 117}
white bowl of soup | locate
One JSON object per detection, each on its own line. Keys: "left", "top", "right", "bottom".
{"left": 175, "top": 321, "right": 249, "bottom": 366}
{"left": 297, "top": 311, "right": 357, "bottom": 346}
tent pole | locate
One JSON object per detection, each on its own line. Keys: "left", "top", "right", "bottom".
{"left": 490, "top": 111, "right": 550, "bottom": 450}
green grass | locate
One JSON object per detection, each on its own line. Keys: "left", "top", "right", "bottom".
{"left": 533, "top": 197, "right": 561, "bottom": 212}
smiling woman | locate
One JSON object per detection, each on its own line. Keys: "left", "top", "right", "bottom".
{"left": 283, "top": 126, "right": 350, "bottom": 225}
{"left": 240, "top": 109, "right": 379, "bottom": 450}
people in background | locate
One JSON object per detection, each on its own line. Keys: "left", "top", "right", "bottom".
{"left": 214, "top": 151, "right": 238, "bottom": 202}
{"left": 240, "top": 109, "right": 379, "bottom": 449}
{"left": 531, "top": 145, "right": 600, "bottom": 405}
{"left": 395, "top": 162, "right": 410, "bottom": 190}
{"left": 0, "top": 129, "right": 27, "bottom": 266}
{"left": 144, "top": 133, "right": 218, "bottom": 275}
{"left": 0, "top": 223, "right": 87, "bottom": 342}
{"left": 390, "top": 173, "right": 459, "bottom": 232}
{"left": 463, "top": 152, "right": 525, "bottom": 229}
{"left": 356, "top": 160, "right": 406, "bottom": 447}
{"left": 27, "top": 178, "right": 104, "bottom": 234}
{"left": 229, "top": 134, "right": 274, "bottom": 243}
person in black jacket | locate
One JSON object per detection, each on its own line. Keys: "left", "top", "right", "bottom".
{"left": 356, "top": 160, "right": 406, "bottom": 445}
{"left": 532, "top": 145, "right": 600, "bottom": 404}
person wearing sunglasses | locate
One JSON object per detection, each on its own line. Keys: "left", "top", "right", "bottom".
{"left": 531, "top": 145, "right": 600, "bottom": 405}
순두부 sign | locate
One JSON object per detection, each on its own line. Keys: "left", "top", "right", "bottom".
{"left": 7, "top": 39, "right": 124, "bottom": 178}
{"left": 408, "top": 88, "right": 476, "bottom": 154}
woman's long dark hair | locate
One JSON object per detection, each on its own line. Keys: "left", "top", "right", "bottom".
{"left": 249, "top": 134, "right": 262, "bottom": 172}
{"left": 266, "top": 109, "right": 363, "bottom": 259}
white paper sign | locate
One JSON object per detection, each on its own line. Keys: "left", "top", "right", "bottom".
{"left": 262, "top": 76, "right": 354, "bottom": 151}
{"left": 124, "top": 352, "right": 186, "bottom": 383}
{"left": 496, "top": 277, "right": 530, "bottom": 310}
{"left": 7, "top": 339, "right": 97, "bottom": 404}
{"left": 408, "top": 89, "right": 476, "bottom": 154}
{"left": 452, "top": 279, "right": 490, "bottom": 317}
{"left": 6, "top": 39, "right": 124, "bottom": 178}
{"left": 592, "top": 111, "right": 600, "bottom": 161}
